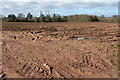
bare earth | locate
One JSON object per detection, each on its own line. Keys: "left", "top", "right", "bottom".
{"left": 2, "top": 22, "right": 119, "bottom": 78}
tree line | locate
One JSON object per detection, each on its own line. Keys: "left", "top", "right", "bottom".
{"left": 2, "top": 12, "right": 118, "bottom": 23}
{"left": 2, "top": 12, "right": 67, "bottom": 22}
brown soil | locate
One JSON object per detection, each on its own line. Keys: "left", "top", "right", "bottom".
{"left": 2, "top": 22, "right": 119, "bottom": 78}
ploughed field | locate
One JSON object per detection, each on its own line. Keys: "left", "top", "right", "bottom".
{"left": 2, "top": 22, "right": 119, "bottom": 78}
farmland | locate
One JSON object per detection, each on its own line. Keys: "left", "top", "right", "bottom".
{"left": 2, "top": 22, "right": 119, "bottom": 78}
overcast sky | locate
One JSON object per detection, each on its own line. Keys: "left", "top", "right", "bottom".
{"left": 1, "top": 0, "right": 119, "bottom": 17}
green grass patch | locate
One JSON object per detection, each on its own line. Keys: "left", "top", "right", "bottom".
{"left": 107, "top": 44, "right": 120, "bottom": 48}
{"left": 113, "top": 66, "right": 120, "bottom": 71}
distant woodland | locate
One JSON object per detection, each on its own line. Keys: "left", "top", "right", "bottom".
{"left": 1, "top": 11, "right": 118, "bottom": 23}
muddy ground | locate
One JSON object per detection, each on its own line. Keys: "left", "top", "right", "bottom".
{"left": 2, "top": 22, "right": 119, "bottom": 78}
